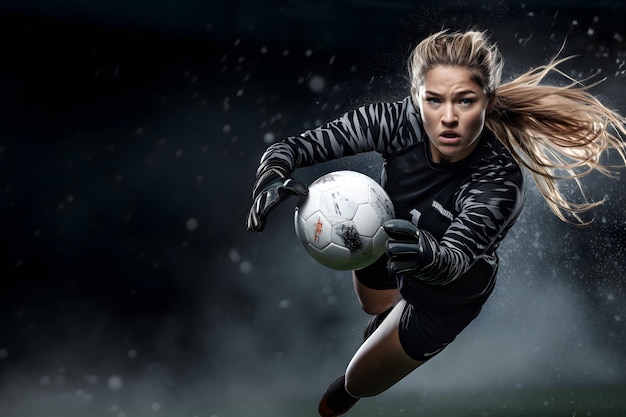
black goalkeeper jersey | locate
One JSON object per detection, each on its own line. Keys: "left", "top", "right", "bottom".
{"left": 257, "top": 96, "right": 525, "bottom": 289}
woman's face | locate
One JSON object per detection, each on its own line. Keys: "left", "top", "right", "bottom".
{"left": 417, "top": 66, "right": 493, "bottom": 164}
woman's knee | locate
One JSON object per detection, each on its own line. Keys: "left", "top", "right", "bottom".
{"left": 353, "top": 272, "right": 401, "bottom": 315}
{"left": 358, "top": 298, "right": 396, "bottom": 316}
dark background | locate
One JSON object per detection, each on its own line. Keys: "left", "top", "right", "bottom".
{"left": 0, "top": 1, "right": 625, "bottom": 416}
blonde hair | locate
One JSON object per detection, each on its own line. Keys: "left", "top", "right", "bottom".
{"left": 408, "top": 30, "right": 626, "bottom": 224}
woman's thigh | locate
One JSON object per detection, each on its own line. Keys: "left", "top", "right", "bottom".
{"left": 345, "top": 299, "right": 425, "bottom": 397}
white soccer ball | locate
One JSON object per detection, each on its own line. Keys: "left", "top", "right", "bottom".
{"left": 294, "top": 170, "right": 395, "bottom": 270}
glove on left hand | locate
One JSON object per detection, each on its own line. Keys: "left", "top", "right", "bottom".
{"left": 383, "top": 219, "right": 423, "bottom": 275}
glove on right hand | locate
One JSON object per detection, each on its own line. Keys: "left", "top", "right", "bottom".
{"left": 246, "top": 172, "right": 308, "bottom": 233}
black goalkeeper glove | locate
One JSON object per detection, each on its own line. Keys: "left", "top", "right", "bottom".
{"left": 383, "top": 219, "right": 424, "bottom": 275}
{"left": 246, "top": 169, "right": 308, "bottom": 232}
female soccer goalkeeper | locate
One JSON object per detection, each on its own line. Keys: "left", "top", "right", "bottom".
{"left": 246, "top": 30, "right": 626, "bottom": 416}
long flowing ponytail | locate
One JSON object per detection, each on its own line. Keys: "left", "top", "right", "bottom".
{"left": 487, "top": 57, "right": 626, "bottom": 224}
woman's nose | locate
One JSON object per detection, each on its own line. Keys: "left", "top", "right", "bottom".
{"left": 441, "top": 105, "right": 458, "bottom": 125}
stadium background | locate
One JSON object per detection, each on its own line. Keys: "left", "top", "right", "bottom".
{"left": 1, "top": 1, "right": 625, "bottom": 416}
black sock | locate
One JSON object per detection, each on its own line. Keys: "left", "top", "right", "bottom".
{"left": 324, "top": 375, "right": 359, "bottom": 412}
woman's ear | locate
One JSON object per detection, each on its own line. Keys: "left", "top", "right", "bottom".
{"left": 486, "top": 94, "right": 496, "bottom": 114}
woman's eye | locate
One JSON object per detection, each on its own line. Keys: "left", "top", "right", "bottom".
{"left": 460, "top": 98, "right": 475, "bottom": 105}
{"left": 426, "top": 97, "right": 440, "bottom": 104}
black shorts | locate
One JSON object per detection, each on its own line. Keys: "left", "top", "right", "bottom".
{"left": 355, "top": 255, "right": 497, "bottom": 361}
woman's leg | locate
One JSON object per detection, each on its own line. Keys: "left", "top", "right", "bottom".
{"left": 352, "top": 271, "right": 402, "bottom": 315}
{"left": 318, "top": 274, "right": 407, "bottom": 416}
{"left": 345, "top": 299, "right": 426, "bottom": 397}
{"left": 320, "top": 267, "right": 496, "bottom": 415}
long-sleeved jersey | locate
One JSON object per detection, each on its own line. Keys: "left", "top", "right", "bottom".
{"left": 256, "top": 96, "right": 525, "bottom": 292}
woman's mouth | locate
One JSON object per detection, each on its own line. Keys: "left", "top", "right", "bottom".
{"left": 439, "top": 132, "right": 461, "bottom": 144}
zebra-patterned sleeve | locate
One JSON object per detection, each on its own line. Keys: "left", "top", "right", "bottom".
{"left": 254, "top": 97, "right": 422, "bottom": 181}
{"left": 411, "top": 172, "right": 525, "bottom": 285}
